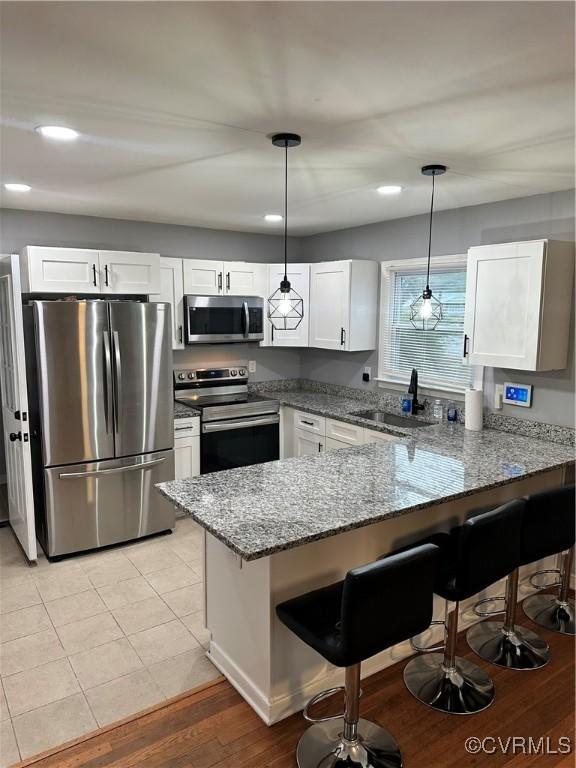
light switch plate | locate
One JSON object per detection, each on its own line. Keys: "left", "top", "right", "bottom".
{"left": 503, "top": 382, "right": 532, "bottom": 407}
{"left": 248, "top": 360, "right": 256, "bottom": 374}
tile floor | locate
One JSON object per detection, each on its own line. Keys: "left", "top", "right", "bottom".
{"left": 0, "top": 517, "right": 219, "bottom": 766}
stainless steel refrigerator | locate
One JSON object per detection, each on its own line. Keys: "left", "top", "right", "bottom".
{"left": 25, "top": 300, "right": 175, "bottom": 558}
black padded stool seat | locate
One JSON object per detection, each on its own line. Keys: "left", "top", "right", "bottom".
{"left": 276, "top": 543, "right": 438, "bottom": 768}
{"left": 404, "top": 499, "right": 525, "bottom": 715}
{"left": 522, "top": 485, "right": 575, "bottom": 635}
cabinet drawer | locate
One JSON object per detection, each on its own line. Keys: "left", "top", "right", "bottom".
{"left": 174, "top": 417, "right": 200, "bottom": 437}
{"left": 326, "top": 418, "right": 364, "bottom": 446}
{"left": 363, "top": 428, "right": 399, "bottom": 444}
{"left": 293, "top": 410, "right": 325, "bottom": 435}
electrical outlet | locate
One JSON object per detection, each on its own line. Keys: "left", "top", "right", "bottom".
{"left": 362, "top": 366, "right": 371, "bottom": 383}
{"left": 248, "top": 360, "right": 256, "bottom": 374}
{"left": 494, "top": 384, "right": 504, "bottom": 410}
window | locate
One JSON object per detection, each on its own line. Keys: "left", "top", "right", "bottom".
{"left": 378, "top": 255, "right": 482, "bottom": 394}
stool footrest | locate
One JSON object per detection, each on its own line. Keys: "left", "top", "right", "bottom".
{"left": 473, "top": 595, "right": 506, "bottom": 618}
{"left": 410, "top": 619, "right": 446, "bottom": 653}
{"left": 528, "top": 568, "right": 561, "bottom": 591}
{"left": 303, "top": 687, "right": 345, "bottom": 723}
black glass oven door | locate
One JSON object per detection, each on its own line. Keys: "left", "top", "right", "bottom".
{"left": 201, "top": 415, "right": 279, "bottom": 474}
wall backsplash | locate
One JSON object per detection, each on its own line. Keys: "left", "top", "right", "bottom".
{"left": 173, "top": 344, "right": 300, "bottom": 382}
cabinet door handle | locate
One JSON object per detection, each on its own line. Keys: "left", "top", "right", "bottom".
{"left": 302, "top": 420, "right": 314, "bottom": 426}
{"left": 178, "top": 325, "right": 183, "bottom": 344}
{"left": 218, "top": 272, "right": 223, "bottom": 292}
{"left": 463, "top": 333, "right": 469, "bottom": 357}
{"left": 92, "top": 263, "right": 97, "bottom": 287}
{"left": 226, "top": 272, "right": 230, "bottom": 292}
{"left": 271, "top": 325, "right": 274, "bottom": 343}
{"left": 104, "top": 264, "right": 109, "bottom": 287}
{"left": 340, "top": 327, "right": 346, "bottom": 346}
{"left": 318, "top": 442, "right": 322, "bottom": 452}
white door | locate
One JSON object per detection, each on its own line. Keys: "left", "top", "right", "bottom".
{"left": 158, "top": 258, "right": 185, "bottom": 349}
{"left": 0, "top": 255, "right": 37, "bottom": 561}
{"left": 294, "top": 427, "right": 324, "bottom": 457}
{"left": 266, "top": 264, "right": 310, "bottom": 347}
{"left": 174, "top": 436, "right": 200, "bottom": 479}
{"left": 464, "top": 242, "right": 543, "bottom": 369}
{"left": 183, "top": 259, "right": 223, "bottom": 295}
{"left": 223, "top": 262, "right": 267, "bottom": 297}
{"left": 99, "top": 251, "right": 161, "bottom": 295}
{"left": 24, "top": 246, "right": 100, "bottom": 293}
{"left": 309, "top": 262, "right": 350, "bottom": 350}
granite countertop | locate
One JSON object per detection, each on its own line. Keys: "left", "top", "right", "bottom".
{"left": 158, "top": 423, "right": 574, "bottom": 561}
{"left": 174, "top": 401, "right": 201, "bottom": 419}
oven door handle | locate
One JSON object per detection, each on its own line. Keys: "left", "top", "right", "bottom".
{"left": 202, "top": 414, "right": 280, "bottom": 433}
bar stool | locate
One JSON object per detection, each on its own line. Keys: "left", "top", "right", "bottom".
{"left": 276, "top": 543, "right": 438, "bottom": 768}
{"left": 522, "top": 485, "right": 575, "bottom": 636}
{"left": 403, "top": 499, "right": 524, "bottom": 715}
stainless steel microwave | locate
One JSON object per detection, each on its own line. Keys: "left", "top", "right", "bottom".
{"left": 184, "top": 295, "right": 265, "bottom": 344}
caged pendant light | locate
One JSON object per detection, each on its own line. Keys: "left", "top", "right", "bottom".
{"left": 410, "top": 164, "right": 447, "bottom": 330}
{"left": 267, "top": 133, "right": 304, "bottom": 331}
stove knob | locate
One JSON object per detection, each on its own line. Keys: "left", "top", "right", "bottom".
{"left": 178, "top": 373, "right": 186, "bottom": 380}
{"left": 239, "top": 368, "right": 246, "bottom": 376}
{"left": 187, "top": 372, "right": 195, "bottom": 380}
{"left": 230, "top": 370, "right": 237, "bottom": 376}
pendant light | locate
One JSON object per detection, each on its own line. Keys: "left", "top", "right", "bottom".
{"left": 267, "top": 133, "right": 304, "bottom": 331}
{"left": 409, "top": 164, "right": 447, "bottom": 330}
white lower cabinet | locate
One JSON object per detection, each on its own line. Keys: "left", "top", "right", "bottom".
{"left": 363, "top": 428, "right": 398, "bottom": 444}
{"left": 174, "top": 418, "right": 200, "bottom": 479}
{"left": 294, "top": 428, "right": 325, "bottom": 457}
{"left": 325, "top": 437, "right": 350, "bottom": 451}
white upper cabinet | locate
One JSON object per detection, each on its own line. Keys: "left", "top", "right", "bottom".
{"left": 99, "top": 251, "right": 160, "bottom": 295}
{"left": 182, "top": 259, "right": 222, "bottom": 295}
{"left": 182, "top": 259, "right": 267, "bottom": 297}
{"left": 158, "top": 257, "right": 185, "bottom": 349}
{"left": 264, "top": 264, "right": 310, "bottom": 347}
{"left": 22, "top": 247, "right": 100, "bottom": 293}
{"left": 309, "top": 260, "right": 378, "bottom": 351}
{"left": 464, "top": 239, "right": 574, "bottom": 371}
{"left": 22, "top": 247, "right": 160, "bottom": 295}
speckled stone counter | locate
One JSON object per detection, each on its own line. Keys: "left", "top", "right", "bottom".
{"left": 158, "top": 424, "right": 574, "bottom": 561}
{"left": 174, "top": 401, "right": 201, "bottom": 419}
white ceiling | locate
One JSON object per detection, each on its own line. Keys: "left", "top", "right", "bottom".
{"left": 0, "top": 1, "right": 573, "bottom": 235}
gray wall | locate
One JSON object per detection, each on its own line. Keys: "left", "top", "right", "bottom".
{"left": 300, "top": 189, "right": 575, "bottom": 427}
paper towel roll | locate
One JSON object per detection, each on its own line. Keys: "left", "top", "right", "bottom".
{"left": 465, "top": 388, "right": 483, "bottom": 431}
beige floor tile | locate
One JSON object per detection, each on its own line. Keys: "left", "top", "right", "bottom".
{"left": 161, "top": 584, "right": 203, "bottom": 618}
{"left": 128, "top": 619, "right": 199, "bottom": 666}
{"left": 44, "top": 588, "right": 107, "bottom": 628}
{"left": 147, "top": 648, "right": 219, "bottom": 699}
{"left": 85, "top": 668, "right": 165, "bottom": 727}
{"left": 0, "top": 681, "right": 9, "bottom": 722}
{"left": 0, "top": 719, "right": 20, "bottom": 768}
{"left": 56, "top": 612, "right": 123, "bottom": 654}
{"left": 12, "top": 692, "right": 96, "bottom": 760}
{"left": 181, "top": 610, "right": 211, "bottom": 649}
{"left": 0, "top": 604, "right": 52, "bottom": 644}
{"left": 145, "top": 564, "right": 201, "bottom": 595}
{"left": 124, "top": 543, "right": 183, "bottom": 575}
{"left": 0, "top": 561, "right": 33, "bottom": 591}
{"left": 0, "top": 582, "right": 41, "bottom": 615}
{"left": 165, "top": 536, "right": 203, "bottom": 564}
{"left": 81, "top": 555, "right": 140, "bottom": 589}
{"left": 112, "top": 596, "right": 175, "bottom": 635}
{"left": 69, "top": 637, "right": 142, "bottom": 690}
{"left": 2, "top": 658, "right": 80, "bottom": 717}
{"left": 97, "top": 576, "right": 156, "bottom": 610}
{"left": 33, "top": 569, "right": 92, "bottom": 603}
{"left": 0, "top": 628, "right": 65, "bottom": 677}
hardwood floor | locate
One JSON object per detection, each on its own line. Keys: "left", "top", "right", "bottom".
{"left": 15, "top": 614, "right": 574, "bottom": 768}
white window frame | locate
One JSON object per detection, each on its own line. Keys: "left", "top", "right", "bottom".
{"left": 377, "top": 254, "right": 483, "bottom": 398}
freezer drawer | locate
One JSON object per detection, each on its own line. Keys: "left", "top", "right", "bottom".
{"left": 43, "top": 450, "right": 175, "bottom": 557}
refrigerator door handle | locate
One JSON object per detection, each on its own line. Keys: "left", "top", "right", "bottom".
{"left": 112, "top": 330, "right": 122, "bottom": 433}
{"left": 59, "top": 457, "right": 166, "bottom": 479}
{"left": 102, "top": 332, "right": 113, "bottom": 433}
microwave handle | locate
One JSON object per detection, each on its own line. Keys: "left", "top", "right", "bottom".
{"left": 242, "top": 301, "right": 249, "bottom": 338}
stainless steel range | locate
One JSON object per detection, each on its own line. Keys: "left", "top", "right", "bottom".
{"left": 174, "top": 365, "right": 280, "bottom": 474}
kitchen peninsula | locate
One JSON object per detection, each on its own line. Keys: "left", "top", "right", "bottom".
{"left": 158, "top": 417, "right": 574, "bottom": 725}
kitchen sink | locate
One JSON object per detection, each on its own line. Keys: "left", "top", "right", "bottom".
{"left": 351, "top": 410, "right": 435, "bottom": 429}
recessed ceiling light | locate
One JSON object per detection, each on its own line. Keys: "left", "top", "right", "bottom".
{"left": 36, "top": 125, "right": 79, "bottom": 141}
{"left": 3, "top": 183, "right": 31, "bottom": 192}
{"left": 377, "top": 185, "right": 402, "bottom": 195}
{"left": 264, "top": 214, "right": 283, "bottom": 222}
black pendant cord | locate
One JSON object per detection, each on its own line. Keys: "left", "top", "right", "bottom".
{"left": 425, "top": 172, "right": 435, "bottom": 292}
{"left": 283, "top": 140, "right": 288, "bottom": 283}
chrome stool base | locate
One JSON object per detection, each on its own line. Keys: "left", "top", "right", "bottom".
{"left": 296, "top": 719, "right": 402, "bottom": 768}
{"left": 403, "top": 653, "right": 495, "bottom": 715}
{"left": 466, "top": 620, "right": 550, "bottom": 670}
{"left": 523, "top": 594, "right": 575, "bottom": 635}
